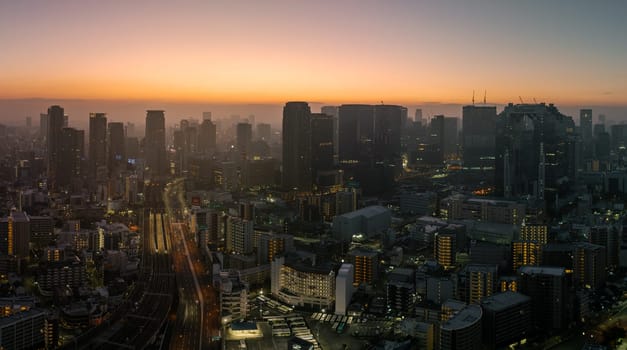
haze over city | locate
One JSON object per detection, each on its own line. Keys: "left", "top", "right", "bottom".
{"left": 1, "top": 2, "right": 627, "bottom": 350}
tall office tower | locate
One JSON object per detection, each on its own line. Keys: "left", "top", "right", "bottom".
{"left": 338, "top": 104, "right": 375, "bottom": 163}
{"left": 125, "top": 137, "right": 140, "bottom": 162}
{"left": 198, "top": 119, "right": 217, "bottom": 154}
{"left": 518, "top": 266, "right": 573, "bottom": 331}
{"left": 511, "top": 240, "right": 542, "bottom": 270}
{"left": 495, "top": 103, "right": 576, "bottom": 199}
{"left": 373, "top": 105, "right": 404, "bottom": 163}
{"left": 39, "top": 113, "right": 48, "bottom": 139}
{"left": 414, "top": 108, "right": 423, "bottom": 123}
{"left": 46, "top": 105, "right": 65, "bottom": 190}
{"left": 480, "top": 291, "right": 532, "bottom": 350}
{"left": 57, "top": 128, "right": 84, "bottom": 189}
{"left": 463, "top": 264, "right": 497, "bottom": 304}
{"left": 426, "top": 115, "right": 445, "bottom": 164}
{"left": 335, "top": 263, "right": 354, "bottom": 316}
{"left": 89, "top": 113, "right": 108, "bottom": 178}
{"left": 144, "top": 110, "right": 167, "bottom": 177}
{"left": 256, "top": 123, "right": 271, "bottom": 142}
{"left": 202, "top": 111, "right": 212, "bottom": 121}
{"left": 462, "top": 105, "right": 497, "bottom": 170}
{"left": 282, "top": 102, "right": 312, "bottom": 191}
{"left": 125, "top": 122, "right": 136, "bottom": 138}
{"left": 439, "top": 304, "right": 483, "bottom": 350}
{"left": 310, "top": 113, "right": 335, "bottom": 186}
{"left": 226, "top": 217, "right": 253, "bottom": 254}
{"left": 579, "top": 109, "right": 593, "bottom": 157}
{"left": 321, "top": 106, "right": 339, "bottom": 162}
{"left": 611, "top": 124, "right": 627, "bottom": 152}
{"left": 337, "top": 104, "right": 404, "bottom": 194}
{"left": 434, "top": 232, "right": 456, "bottom": 270}
{"left": 108, "top": 122, "right": 126, "bottom": 175}
{"left": 428, "top": 115, "right": 458, "bottom": 161}
{"left": 236, "top": 122, "right": 253, "bottom": 160}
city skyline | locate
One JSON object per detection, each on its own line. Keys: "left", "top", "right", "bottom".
{"left": 1, "top": 1, "right": 627, "bottom": 107}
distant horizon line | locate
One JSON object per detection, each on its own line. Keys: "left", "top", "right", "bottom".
{"left": 2, "top": 97, "right": 627, "bottom": 108}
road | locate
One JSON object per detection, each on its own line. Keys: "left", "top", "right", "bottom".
{"left": 165, "top": 179, "right": 221, "bottom": 350}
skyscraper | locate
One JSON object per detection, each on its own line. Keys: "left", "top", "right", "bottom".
{"left": 46, "top": 105, "right": 65, "bottom": 190}
{"left": 108, "top": 122, "right": 126, "bottom": 175}
{"left": 236, "top": 122, "right": 253, "bottom": 160}
{"left": 198, "top": 118, "right": 217, "bottom": 154}
{"left": 579, "top": 109, "right": 593, "bottom": 142}
{"left": 144, "top": 110, "right": 167, "bottom": 177}
{"left": 282, "top": 102, "right": 312, "bottom": 191}
{"left": 310, "top": 113, "right": 335, "bottom": 186}
{"left": 321, "top": 106, "right": 339, "bottom": 162}
{"left": 338, "top": 104, "right": 374, "bottom": 164}
{"left": 256, "top": 123, "right": 271, "bottom": 142}
{"left": 495, "top": 103, "right": 576, "bottom": 199}
{"left": 57, "top": 127, "right": 84, "bottom": 189}
{"left": 462, "top": 105, "right": 497, "bottom": 170}
{"left": 580, "top": 109, "right": 593, "bottom": 160}
{"left": 89, "top": 113, "right": 107, "bottom": 179}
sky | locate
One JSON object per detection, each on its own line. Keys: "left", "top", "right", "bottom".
{"left": 1, "top": 1, "right": 627, "bottom": 125}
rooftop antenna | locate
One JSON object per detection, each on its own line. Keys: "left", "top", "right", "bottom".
{"left": 472, "top": 90, "right": 475, "bottom": 105}
{"left": 483, "top": 90, "right": 487, "bottom": 104}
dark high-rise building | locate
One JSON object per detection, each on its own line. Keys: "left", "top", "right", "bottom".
{"left": 144, "top": 110, "right": 167, "bottom": 176}
{"left": 198, "top": 119, "right": 216, "bottom": 154}
{"left": 57, "top": 127, "right": 84, "bottom": 189}
{"left": 321, "top": 106, "right": 339, "bottom": 162}
{"left": 256, "top": 123, "right": 271, "bottom": 142}
{"left": 39, "top": 113, "right": 48, "bottom": 139}
{"left": 338, "top": 104, "right": 404, "bottom": 194}
{"left": 338, "top": 104, "right": 404, "bottom": 165}
{"left": 310, "top": 113, "right": 335, "bottom": 184}
{"left": 611, "top": 124, "right": 627, "bottom": 152}
{"left": 338, "top": 104, "right": 374, "bottom": 164}
{"left": 495, "top": 103, "right": 576, "bottom": 199}
{"left": 282, "top": 102, "right": 312, "bottom": 191}
{"left": 481, "top": 291, "right": 531, "bottom": 350}
{"left": 46, "top": 105, "right": 65, "bottom": 190}
{"left": 518, "top": 266, "right": 573, "bottom": 331}
{"left": 108, "top": 122, "right": 126, "bottom": 175}
{"left": 373, "top": 105, "right": 404, "bottom": 163}
{"left": 463, "top": 105, "right": 497, "bottom": 170}
{"left": 580, "top": 109, "right": 593, "bottom": 145}
{"left": 89, "top": 113, "right": 108, "bottom": 178}
{"left": 236, "top": 122, "right": 253, "bottom": 160}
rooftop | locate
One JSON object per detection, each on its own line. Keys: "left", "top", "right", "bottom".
{"left": 518, "top": 266, "right": 566, "bottom": 277}
{"left": 340, "top": 205, "right": 389, "bottom": 219}
{"left": 481, "top": 291, "right": 530, "bottom": 312}
{"left": 441, "top": 304, "right": 482, "bottom": 331}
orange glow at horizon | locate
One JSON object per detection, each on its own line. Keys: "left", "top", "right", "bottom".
{"left": 1, "top": 1, "right": 626, "bottom": 107}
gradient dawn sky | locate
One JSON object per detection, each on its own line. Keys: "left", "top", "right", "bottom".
{"left": 1, "top": 0, "right": 627, "bottom": 106}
